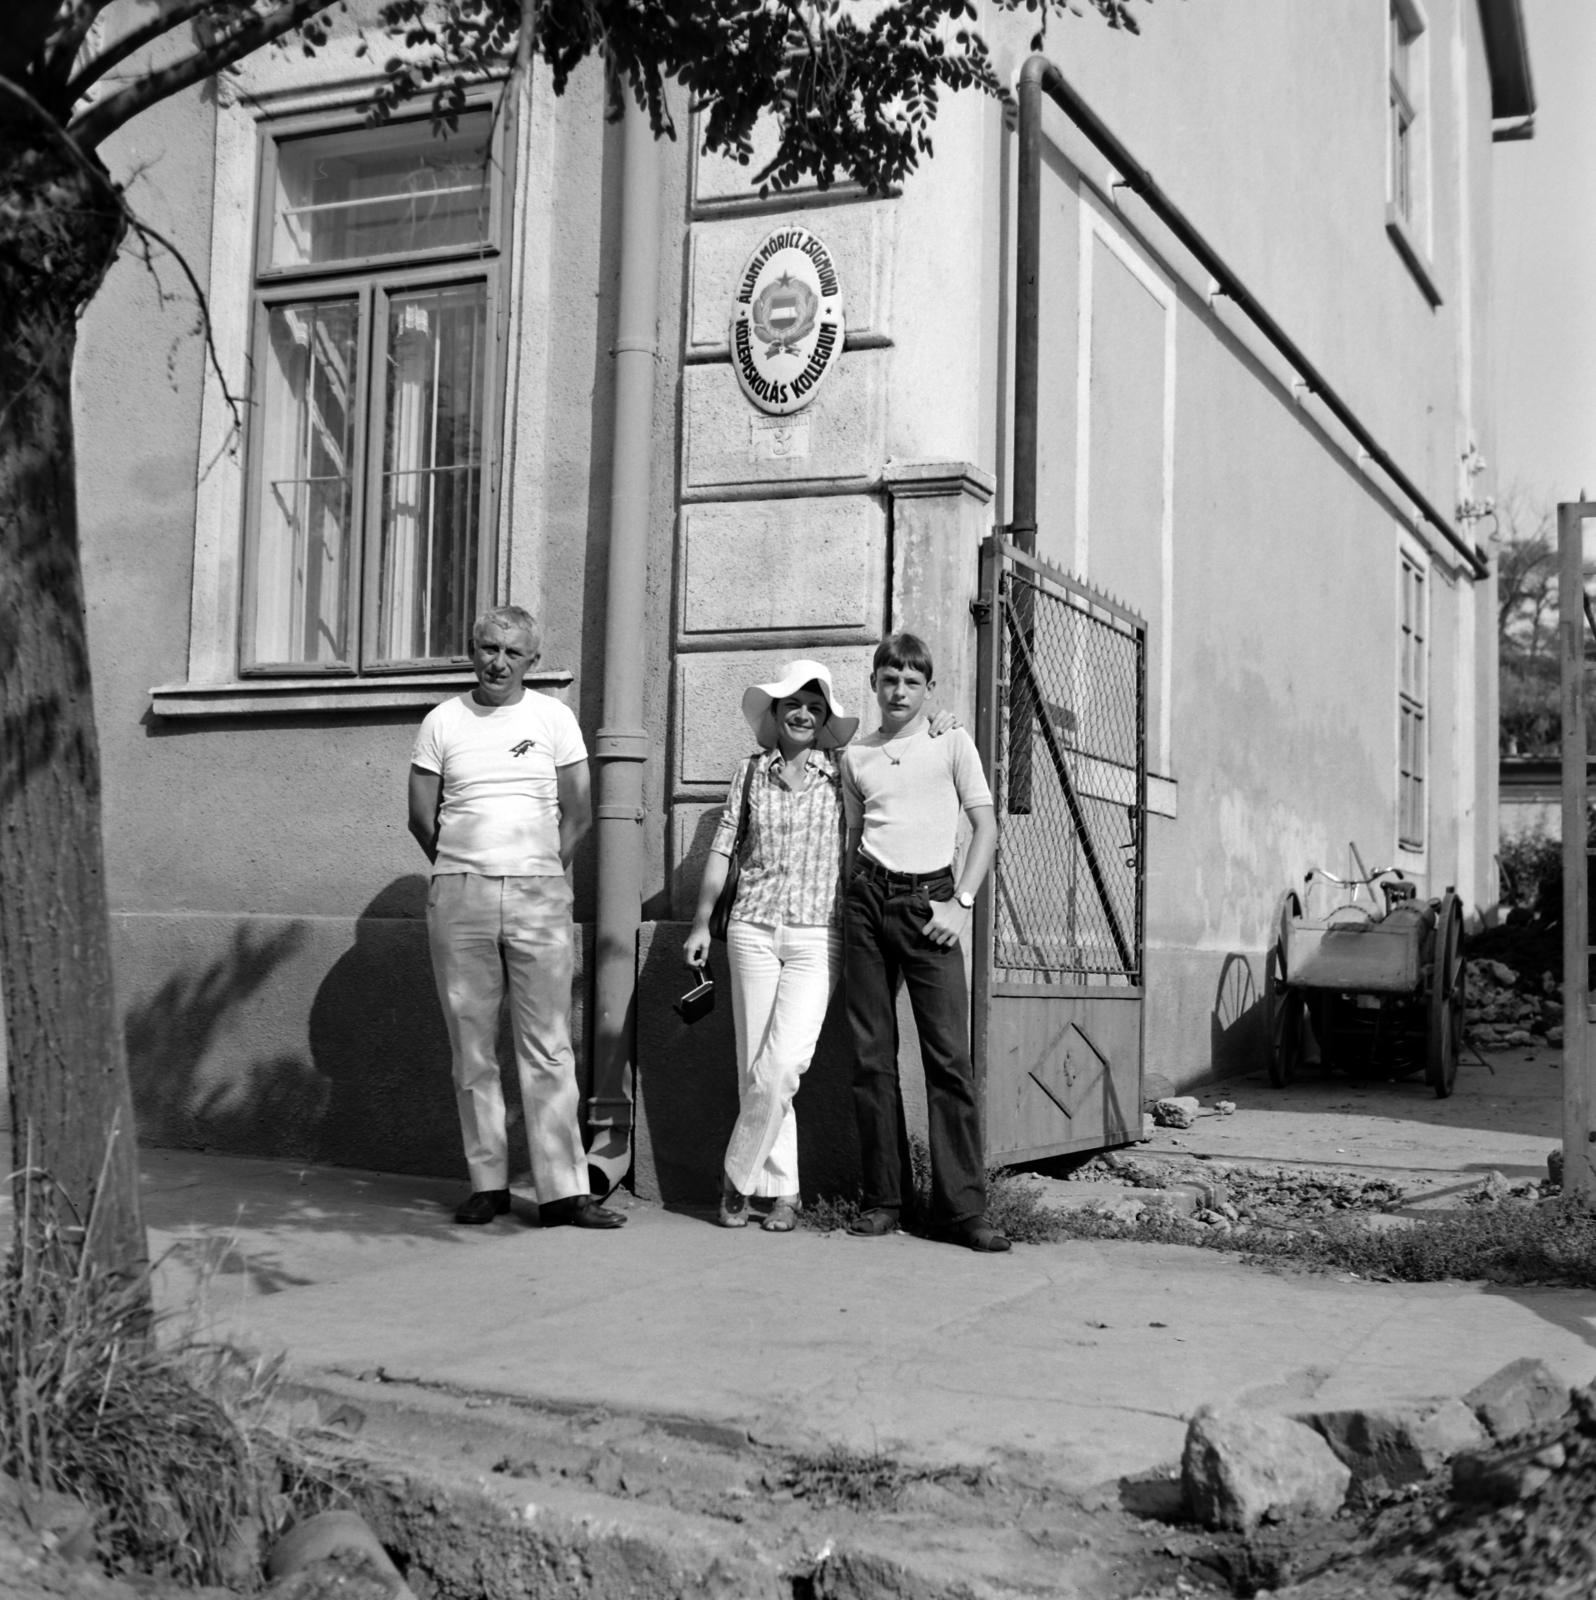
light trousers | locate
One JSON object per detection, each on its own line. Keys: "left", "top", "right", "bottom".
{"left": 426, "top": 873, "right": 588, "bottom": 1201}
{"left": 723, "top": 918, "right": 842, "bottom": 1197}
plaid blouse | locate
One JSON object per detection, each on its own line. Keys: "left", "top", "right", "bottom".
{"left": 709, "top": 749, "right": 846, "bottom": 928}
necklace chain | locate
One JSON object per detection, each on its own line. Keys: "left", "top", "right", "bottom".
{"left": 879, "top": 724, "right": 918, "bottom": 766}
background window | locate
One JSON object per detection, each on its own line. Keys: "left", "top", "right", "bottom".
{"left": 242, "top": 106, "right": 504, "bottom": 674}
{"left": 1389, "top": 4, "right": 1418, "bottom": 224}
{"left": 1399, "top": 553, "right": 1427, "bottom": 851}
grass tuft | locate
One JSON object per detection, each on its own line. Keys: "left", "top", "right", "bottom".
{"left": 777, "top": 1443, "right": 984, "bottom": 1511}
{"left": 0, "top": 1172, "right": 357, "bottom": 1585}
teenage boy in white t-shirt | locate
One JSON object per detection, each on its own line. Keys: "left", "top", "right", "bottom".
{"left": 841, "top": 632, "right": 1008, "bottom": 1251}
{"left": 409, "top": 606, "right": 624, "bottom": 1230}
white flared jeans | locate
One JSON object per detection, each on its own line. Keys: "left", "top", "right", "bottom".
{"left": 723, "top": 918, "right": 842, "bottom": 1197}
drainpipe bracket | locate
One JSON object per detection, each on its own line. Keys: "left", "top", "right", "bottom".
{"left": 597, "top": 804, "right": 646, "bottom": 822}
{"left": 595, "top": 727, "right": 651, "bottom": 761}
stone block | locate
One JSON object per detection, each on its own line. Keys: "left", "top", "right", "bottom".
{"left": 686, "top": 207, "right": 895, "bottom": 356}
{"left": 1181, "top": 1406, "right": 1351, "bottom": 1531}
{"left": 683, "top": 353, "right": 887, "bottom": 493}
{"left": 1141, "top": 1185, "right": 1201, "bottom": 1216}
{"left": 1153, "top": 1096, "right": 1201, "bottom": 1129}
{"left": 1303, "top": 1399, "right": 1487, "bottom": 1492}
{"left": 678, "top": 497, "right": 887, "bottom": 641}
{"left": 674, "top": 647, "right": 878, "bottom": 792}
{"left": 1463, "top": 1358, "right": 1572, "bottom": 1442}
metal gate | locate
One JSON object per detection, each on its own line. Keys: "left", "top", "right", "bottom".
{"left": 972, "top": 535, "right": 1147, "bottom": 1162}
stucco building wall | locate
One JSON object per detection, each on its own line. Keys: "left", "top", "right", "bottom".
{"left": 57, "top": 0, "right": 1517, "bottom": 1196}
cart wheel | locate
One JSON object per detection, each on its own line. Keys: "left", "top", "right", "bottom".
{"left": 1427, "top": 891, "right": 1465, "bottom": 1099}
{"left": 1266, "top": 891, "right": 1304, "bottom": 1088}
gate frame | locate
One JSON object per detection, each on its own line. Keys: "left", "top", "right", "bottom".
{"left": 971, "top": 533, "right": 1149, "bottom": 1163}
{"left": 1559, "top": 500, "right": 1596, "bottom": 1201}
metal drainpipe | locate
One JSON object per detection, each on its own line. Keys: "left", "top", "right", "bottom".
{"left": 1008, "top": 61, "right": 1044, "bottom": 557}
{"left": 588, "top": 96, "right": 661, "bottom": 1183}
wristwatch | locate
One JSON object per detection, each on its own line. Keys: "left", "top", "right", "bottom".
{"left": 954, "top": 890, "right": 976, "bottom": 910}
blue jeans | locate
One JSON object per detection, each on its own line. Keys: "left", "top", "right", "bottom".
{"left": 844, "top": 864, "right": 986, "bottom": 1224}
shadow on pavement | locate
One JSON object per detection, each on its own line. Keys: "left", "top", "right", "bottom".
{"left": 1218, "top": 1057, "right": 1561, "bottom": 1143}
{"left": 1482, "top": 1282, "right": 1596, "bottom": 1358}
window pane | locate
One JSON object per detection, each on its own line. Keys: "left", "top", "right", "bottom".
{"left": 248, "top": 301, "right": 359, "bottom": 665}
{"left": 375, "top": 284, "right": 488, "bottom": 663}
{"left": 270, "top": 112, "right": 493, "bottom": 269}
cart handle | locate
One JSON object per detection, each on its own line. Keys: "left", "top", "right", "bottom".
{"left": 1308, "top": 866, "right": 1405, "bottom": 888}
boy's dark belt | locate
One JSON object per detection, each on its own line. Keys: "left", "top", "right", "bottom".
{"left": 854, "top": 858, "right": 953, "bottom": 890}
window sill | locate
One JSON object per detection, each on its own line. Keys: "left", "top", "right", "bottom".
{"left": 1385, "top": 205, "right": 1442, "bottom": 308}
{"left": 149, "top": 669, "right": 573, "bottom": 720}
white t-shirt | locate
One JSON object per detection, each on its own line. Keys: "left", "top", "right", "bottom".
{"left": 842, "top": 724, "right": 993, "bottom": 874}
{"left": 411, "top": 692, "right": 588, "bottom": 877}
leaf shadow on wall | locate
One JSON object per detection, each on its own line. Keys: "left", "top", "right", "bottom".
{"left": 124, "top": 877, "right": 465, "bottom": 1186}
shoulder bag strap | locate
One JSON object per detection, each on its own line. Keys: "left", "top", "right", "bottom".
{"left": 732, "top": 754, "right": 757, "bottom": 858}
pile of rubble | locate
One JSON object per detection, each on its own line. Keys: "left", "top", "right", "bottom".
{"left": 1467, "top": 957, "right": 1563, "bottom": 1050}
{"left": 1174, "top": 1357, "right": 1593, "bottom": 1596}
{"left": 1061, "top": 1150, "right": 1406, "bottom": 1237}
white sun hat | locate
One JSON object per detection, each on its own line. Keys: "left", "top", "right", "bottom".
{"left": 741, "top": 659, "right": 860, "bottom": 751}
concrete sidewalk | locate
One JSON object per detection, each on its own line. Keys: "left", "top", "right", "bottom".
{"left": 143, "top": 1052, "right": 1596, "bottom": 1493}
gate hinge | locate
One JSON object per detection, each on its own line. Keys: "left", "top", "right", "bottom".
{"left": 969, "top": 597, "right": 992, "bottom": 623}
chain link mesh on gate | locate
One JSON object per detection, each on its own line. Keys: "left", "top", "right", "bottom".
{"left": 993, "top": 566, "right": 1145, "bottom": 984}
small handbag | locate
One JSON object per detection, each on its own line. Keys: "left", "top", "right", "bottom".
{"left": 708, "top": 755, "right": 757, "bottom": 941}
{"left": 674, "top": 972, "right": 716, "bottom": 1025}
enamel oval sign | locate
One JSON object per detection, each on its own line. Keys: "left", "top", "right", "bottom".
{"left": 730, "top": 226, "right": 845, "bottom": 415}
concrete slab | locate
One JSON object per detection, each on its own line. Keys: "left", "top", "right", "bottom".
{"left": 143, "top": 1123, "right": 1596, "bottom": 1497}
{"left": 1134, "top": 1056, "right": 1561, "bottom": 1181}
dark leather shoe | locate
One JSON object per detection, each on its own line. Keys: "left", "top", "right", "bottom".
{"left": 539, "top": 1194, "right": 627, "bottom": 1229}
{"left": 937, "top": 1216, "right": 1011, "bottom": 1253}
{"left": 454, "top": 1189, "right": 511, "bottom": 1225}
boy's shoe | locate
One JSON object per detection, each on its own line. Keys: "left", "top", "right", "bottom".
{"left": 937, "top": 1217, "right": 1010, "bottom": 1253}
{"left": 539, "top": 1195, "right": 627, "bottom": 1229}
{"left": 454, "top": 1189, "right": 511, "bottom": 1225}
{"left": 762, "top": 1197, "right": 801, "bottom": 1233}
{"left": 846, "top": 1207, "right": 899, "bottom": 1237}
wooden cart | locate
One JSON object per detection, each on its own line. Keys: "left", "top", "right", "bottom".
{"left": 1264, "top": 868, "right": 1465, "bottom": 1099}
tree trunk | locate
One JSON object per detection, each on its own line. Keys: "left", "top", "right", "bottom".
{"left": 0, "top": 114, "right": 146, "bottom": 1280}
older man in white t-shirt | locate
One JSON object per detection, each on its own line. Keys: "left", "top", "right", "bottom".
{"left": 408, "top": 606, "right": 624, "bottom": 1229}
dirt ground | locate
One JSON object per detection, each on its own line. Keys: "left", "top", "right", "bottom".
{"left": 21, "top": 1050, "right": 1591, "bottom": 1599}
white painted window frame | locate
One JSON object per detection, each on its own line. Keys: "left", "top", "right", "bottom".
{"left": 160, "top": 63, "right": 566, "bottom": 717}
{"left": 1396, "top": 534, "right": 1430, "bottom": 865}
{"left": 1386, "top": 0, "right": 1441, "bottom": 307}
{"left": 1074, "top": 198, "right": 1178, "bottom": 787}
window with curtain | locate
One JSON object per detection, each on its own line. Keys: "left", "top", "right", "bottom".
{"left": 241, "top": 105, "right": 504, "bottom": 673}
{"left": 1398, "top": 553, "right": 1427, "bottom": 852}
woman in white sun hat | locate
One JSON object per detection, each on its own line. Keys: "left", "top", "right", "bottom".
{"left": 684, "top": 660, "right": 952, "bottom": 1231}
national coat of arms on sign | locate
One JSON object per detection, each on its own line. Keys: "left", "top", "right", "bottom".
{"left": 751, "top": 273, "right": 818, "bottom": 357}
{"left": 729, "top": 224, "right": 845, "bottom": 417}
